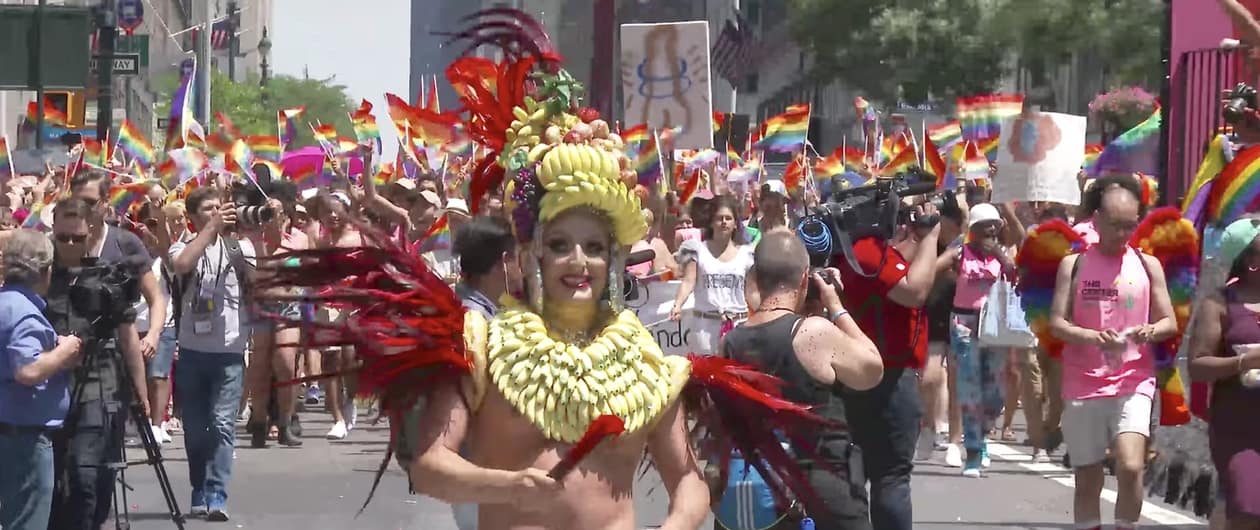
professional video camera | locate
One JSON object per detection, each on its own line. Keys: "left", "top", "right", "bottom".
{"left": 228, "top": 180, "right": 276, "bottom": 228}
{"left": 1223, "top": 82, "right": 1258, "bottom": 126}
{"left": 802, "top": 168, "right": 952, "bottom": 277}
{"left": 66, "top": 258, "right": 141, "bottom": 335}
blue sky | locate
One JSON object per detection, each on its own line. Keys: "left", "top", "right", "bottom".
{"left": 270, "top": 0, "right": 410, "bottom": 158}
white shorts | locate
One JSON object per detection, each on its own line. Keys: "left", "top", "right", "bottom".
{"left": 1061, "top": 393, "right": 1153, "bottom": 467}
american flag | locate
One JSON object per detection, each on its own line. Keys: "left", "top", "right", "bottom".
{"left": 710, "top": 18, "right": 756, "bottom": 84}
{"left": 189, "top": 20, "right": 233, "bottom": 50}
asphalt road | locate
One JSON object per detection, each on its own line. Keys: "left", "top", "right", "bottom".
{"left": 116, "top": 409, "right": 1209, "bottom": 530}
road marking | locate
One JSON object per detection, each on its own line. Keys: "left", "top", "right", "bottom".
{"left": 986, "top": 442, "right": 1206, "bottom": 527}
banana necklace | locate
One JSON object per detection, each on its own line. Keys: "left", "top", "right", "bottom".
{"left": 486, "top": 303, "right": 690, "bottom": 443}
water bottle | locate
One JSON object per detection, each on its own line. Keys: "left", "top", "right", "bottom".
{"left": 800, "top": 517, "right": 815, "bottom": 530}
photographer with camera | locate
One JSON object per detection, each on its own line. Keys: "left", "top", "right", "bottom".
{"left": 714, "top": 230, "right": 883, "bottom": 529}
{"left": 1, "top": 229, "right": 84, "bottom": 530}
{"left": 168, "top": 186, "right": 257, "bottom": 521}
{"left": 43, "top": 197, "right": 152, "bottom": 530}
{"left": 833, "top": 195, "right": 941, "bottom": 530}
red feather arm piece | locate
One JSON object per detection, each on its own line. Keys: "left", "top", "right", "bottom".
{"left": 684, "top": 354, "right": 839, "bottom": 517}
{"left": 549, "top": 415, "right": 625, "bottom": 480}
{"left": 254, "top": 228, "right": 470, "bottom": 511}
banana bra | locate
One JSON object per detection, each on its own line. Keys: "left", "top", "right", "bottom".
{"left": 477, "top": 303, "right": 690, "bottom": 443}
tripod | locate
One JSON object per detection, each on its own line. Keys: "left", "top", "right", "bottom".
{"left": 62, "top": 337, "right": 185, "bottom": 530}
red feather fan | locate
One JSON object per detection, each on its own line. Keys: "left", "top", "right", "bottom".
{"left": 549, "top": 415, "right": 626, "bottom": 480}
{"left": 255, "top": 228, "right": 469, "bottom": 510}
{"left": 684, "top": 355, "right": 839, "bottom": 517}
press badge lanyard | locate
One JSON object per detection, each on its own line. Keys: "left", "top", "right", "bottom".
{"left": 191, "top": 238, "right": 227, "bottom": 335}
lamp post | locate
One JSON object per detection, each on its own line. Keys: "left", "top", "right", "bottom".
{"left": 258, "top": 27, "right": 271, "bottom": 103}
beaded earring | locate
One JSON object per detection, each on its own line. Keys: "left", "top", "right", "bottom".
{"left": 608, "top": 248, "right": 626, "bottom": 314}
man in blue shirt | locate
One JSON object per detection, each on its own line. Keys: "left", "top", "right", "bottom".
{"left": 0, "top": 229, "right": 83, "bottom": 530}
{"left": 451, "top": 215, "right": 517, "bottom": 319}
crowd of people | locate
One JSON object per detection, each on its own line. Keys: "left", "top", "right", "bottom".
{"left": 0, "top": 4, "right": 1259, "bottom": 530}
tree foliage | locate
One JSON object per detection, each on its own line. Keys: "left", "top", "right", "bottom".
{"left": 787, "top": 0, "right": 1164, "bottom": 105}
{"left": 153, "top": 71, "right": 356, "bottom": 148}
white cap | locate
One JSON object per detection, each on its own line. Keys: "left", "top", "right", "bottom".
{"left": 301, "top": 188, "right": 320, "bottom": 201}
{"left": 969, "top": 203, "right": 1003, "bottom": 227}
{"left": 444, "top": 198, "right": 471, "bottom": 217}
{"left": 418, "top": 190, "right": 442, "bottom": 208}
{"left": 761, "top": 179, "right": 787, "bottom": 197}
{"left": 392, "top": 179, "right": 417, "bottom": 191}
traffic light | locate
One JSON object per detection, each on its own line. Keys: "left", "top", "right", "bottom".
{"left": 43, "top": 90, "right": 87, "bottom": 127}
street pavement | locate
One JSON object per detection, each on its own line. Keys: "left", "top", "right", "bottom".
{"left": 118, "top": 408, "right": 1209, "bottom": 530}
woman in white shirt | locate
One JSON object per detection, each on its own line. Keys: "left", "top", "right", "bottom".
{"left": 669, "top": 194, "right": 755, "bottom": 355}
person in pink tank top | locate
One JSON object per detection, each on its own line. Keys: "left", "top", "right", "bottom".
{"left": 1049, "top": 176, "right": 1178, "bottom": 530}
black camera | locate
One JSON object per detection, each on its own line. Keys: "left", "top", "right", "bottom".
{"left": 229, "top": 182, "right": 276, "bottom": 228}
{"left": 806, "top": 169, "right": 941, "bottom": 275}
{"left": 805, "top": 267, "right": 840, "bottom": 302}
{"left": 67, "top": 259, "right": 140, "bottom": 334}
{"left": 1223, "top": 83, "right": 1258, "bottom": 125}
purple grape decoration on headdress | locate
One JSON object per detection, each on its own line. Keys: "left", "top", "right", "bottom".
{"left": 510, "top": 164, "right": 544, "bottom": 244}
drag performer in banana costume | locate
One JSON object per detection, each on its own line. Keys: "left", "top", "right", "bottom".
{"left": 257, "top": 9, "right": 833, "bottom": 530}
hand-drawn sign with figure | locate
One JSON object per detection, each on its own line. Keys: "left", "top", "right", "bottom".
{"left": 620, "top": 21, "right": 714, "bottom": 150}
{"left": 1008, "top": 112, "right": 1063, "bottom": 164}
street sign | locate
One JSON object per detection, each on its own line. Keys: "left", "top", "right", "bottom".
{"left": 90, "top": 53, "right": 141, "bottom": 75}
{"left": 117, "top": 0, "right": 143, "bottom": 34}
{"left": 116, "top": 34, "right": 149, "bottom": 67}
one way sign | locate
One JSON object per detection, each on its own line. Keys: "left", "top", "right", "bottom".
{"left": 89, "top": 53, "right": 142, "bottom": 75}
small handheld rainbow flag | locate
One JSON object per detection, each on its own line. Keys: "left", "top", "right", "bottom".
{"left": 278, "top": 107, "right": 305, "bottom": 147}
{"left": 879, "top": 142, "right": 919, "bottom": 177}
{"left": 116, "top": 120, "right": 156, "bottom": 168}
{"left": 621, "top": 124, "right": 651, "bottom": 150}
{"left": 311, "top": 123, "right": 339, "bottom": 155}
{"left": 0, "top": 136, "right": 13, "bottom": 180}
{"left": 629, "top": 131, "right": 662, "bottom": 187}
{"left": 712, "top": 111, "right": 726, "bottom": 133}
{"left": 753, "top": 105, "right": 810, "bottom": 153}
{"left": 107, "top": 182, "right": 155, "bottom": 216}
{"left": 956, "top": 93, "right": 1024, "bottom": 141}
{"left": 924, "top": 136, "right": 952, "bottom": 190}
{"left": 246, "top": 135, "right": 282, "bottom": 163}
{"left": 81, "top": 134, "right": 113, "bottom": 168}
{"left": 728, "top": 157, "right": 762, "bottom": 183}
{"left": 961, "top": 141, "right": 990, "bottom": 183}
{"left": 349, "top": 99, "right": 383, "bottom": 154}
{"left": 226, "top": 139, "right": 256, "bottom": 181}
{"left": 156, "top": 148, "right": 209, "bottom": 189}
{"left": 1083, "top": 144, "right": 1103, "bottom": 169}
{"left": 927, "top": 121, "right": 963, "bottom": 154}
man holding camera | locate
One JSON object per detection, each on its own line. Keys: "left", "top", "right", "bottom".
{"left": 834, "top": 201, "right": 941, "bottom": 530}
{"left": 43, "top": 195, "right": 153, "bottom": 530}
{"left": 168, "top": 187, "right": 256, "bottom": 521}
{"left": 1, "top": 229, "right": 84, "bottom": 530}
{"left": 717, "top": 230, "right": 884, "bottom": 528}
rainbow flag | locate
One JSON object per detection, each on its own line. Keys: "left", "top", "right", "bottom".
{"left": 278, "top": 107, "right": 305, "bottom": 147}
{"left": 1083, "top": 143, "right": 1104, "bottom": 169}
{"left": 226, "top": 139, "right": 256, "bottom": 180}
{"left": 1205, "top": 144, "right": 1260, "bottom": 225}
{"left": 26, "top": 99, "right": 68, "bottom": 127}
{"left": 783, "top": 156, "right": 806, "bottom": 191}
{"left": 116, "top": 120, "right": 156, "bottom": 168}
{"left": 1086, "top": 106, "right": 1161, "bottom": 178}
{"left": 383, "top": 93, "right": 465, "bottom": 147}
{"left": 349, "top": 99, "right": 382, "bottom": 153}
{"left": 0, "top": 136, "right": 13, "bottom": 180}
{"left": 107, "top": 182, "right": 154, "bottom": 216}
{"left": 880, "top": 132, "right": 914, "bottom": 163}
{"left": 956, "top": 93, "right": 1024, "bottom": 141}
{"left": 814, "top": 152, "right": 845, "bottom": 180}
{"left": 156, "top": 147, "right": 209, "bottom": 189}
{"left": 372, "top": 162, "right": 398, "bottom": 187}
{"left": 246, "top": 135, "right": 282, "bottom": 163}
{"left": 924, "top": 136, "right": 952, "bottom": 190}
{"left": 81, "top": 135, "right": 112, "bottom": 168}
{"left": 629, "top": 131, "right": 662, "bottom": 187}
{"left": 977, "top": 136, "right": 1000, "bottom": 163}
{"left": 728, "top": 157, "right": 762, "bottom": 183}
{"left": 712, "top": 111, "right": 726, "bottom": 133}
{"left": 621, "top": 124, "right": 650, "bottom": 150}
{"left": 879, "top": 142, "right": 919, "bottom": 177}
{"left": 927, "top": 121, "right": 962, "bottom": 154}
{"left": 287, "top": 164, "right": 336, "bottom": 191}
{"left": 961, "top": 141, "right": 990, "bottom": 183}
{"left": 165, "top": 61, "right": 197, "bottom": 149}
{"left": 680, "top": 148, "right": 721, "bottom": 170}
{"left": 311, "top": 123, "right": 338, "bottom": 154}
{"left": 838, "top": 146, "right": 866, "bottom": 172}
{"left": 725, "top": 142, "right": 743, "bottom": 167}
{"left": 754, "top": 105, "right": 810, "bottom": 153}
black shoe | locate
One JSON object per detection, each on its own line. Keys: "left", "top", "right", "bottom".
{"left": 1045, "top": 429, "right": 1064, "bottom": 453}
{"left": 246, "top": 420, "right": 267, "bottom": 448}
{"left": 277, "top": 423, "right": 303, "bottom": 447}
{"left": 289, "top": 413, "right": 303, "bottom": 438}
{"left": 207, "top": 508, "right": 230, "bottom": 522}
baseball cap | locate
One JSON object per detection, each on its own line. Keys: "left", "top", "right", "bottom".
{"left": 761, "top": 180, "right": 788, "bottom": 197}
{"left": 392, "top": 179, "right": 417, "bottom": 191}
{"left": 444, "top": 198, "right": 471, "bottom": 217}
{"left": 418, "top": 190, "right": 442, "bottom": 208}
{"left": 968, "top": 203, "right": 1003, "bottom": 227}
{"left": 1220, "top": 217, "right": 1260, "bottom": 272}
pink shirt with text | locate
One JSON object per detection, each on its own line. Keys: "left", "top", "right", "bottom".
{"left": 1061, "top": 247, "right": 1156, "bottom": 401}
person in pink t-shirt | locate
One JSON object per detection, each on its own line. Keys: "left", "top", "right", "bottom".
{"left": 1049, "top": 176, "right": 1178, "bottom": 530}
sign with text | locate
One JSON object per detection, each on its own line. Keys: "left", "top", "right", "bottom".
{"left": 993, "top": 112, "right": 1086, "bottom": 205}
{"left": 625, "top": 280, "right": 698, "bottom": 356}
{"left": 90, "top": 53, "right": 141, "bottom": 75}
{"left": 620, "top": 21, "right": 714, "bottom": 150}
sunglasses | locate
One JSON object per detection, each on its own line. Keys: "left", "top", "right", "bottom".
{"left": 55, "top": 233, "right": 88, "bottom": 244}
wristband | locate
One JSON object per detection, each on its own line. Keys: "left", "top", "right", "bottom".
{"left": 830, "top": 309, "right": 850, "bottom": 323}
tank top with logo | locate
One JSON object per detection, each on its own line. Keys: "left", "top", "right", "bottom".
{"left": 1062, "top": 247, "right": 1157, "bottom": 401}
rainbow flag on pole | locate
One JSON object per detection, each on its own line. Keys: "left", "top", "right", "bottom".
{"left": 116, "top": 120, "right": 156, "bottom": 168}
{"left": 278, "top": 107, "right": 304, "bottom": 148}
{"left": 753, "top": 104, "right": 810, "bottom": 153}
{"left": 956, "top": 94, "right": 1024, "bottom": 141}
{"left": 349, "top": 99, "right": 382, "bottom": 154}
{"left": 0, "top": 136, "right": 13, "bottom": 180}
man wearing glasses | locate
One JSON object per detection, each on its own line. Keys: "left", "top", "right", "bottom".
{"left": 43, "top": 195, "right": 153, "bottom": 530}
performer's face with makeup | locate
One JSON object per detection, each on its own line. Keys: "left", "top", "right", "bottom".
{"left": 540, "top": 208, "right": 610, "bottom": 304}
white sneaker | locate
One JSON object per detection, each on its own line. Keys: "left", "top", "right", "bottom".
{"left": 151, "top": 424, "right": 170, "bottom": 444}
{"left": 1031, "top": 449, "right": 1050, "bottom": 463}
{"left": 342, "top": 400, "right": 358, "bottom": 431}
{"left": 944, "top": 444, "right": 963, "bottom": 467}
{"left": 326, "top": 420, "right": 348, "bottom": 440}
{"left": 961, "top": 466, "right": 982, "bottom": 478}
